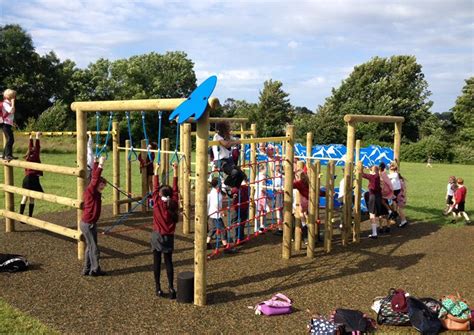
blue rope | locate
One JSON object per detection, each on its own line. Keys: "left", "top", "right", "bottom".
{"left": 141, "top": 111, "right": 152, "bottom": 161}
{"left": 103, "top": 192, "right": 152, "bottom": 234}
{"left": 97, "top": 112, "right": 113, "bottom": 159}
{"left": 126, "top": 112, "right": 138, "bottom": 161}
{"left": 170, "top": 123, "right": 180, "bottom": 164}
{"left": 157, "top": 111, "right": 162, "bottom": 164}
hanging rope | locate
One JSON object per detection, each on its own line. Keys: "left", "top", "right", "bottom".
{"left": 126, "top": 112, "right": 139, "bottom": 161}
{"left": 141, "top": 111, "right": 152, "bottom": 161}
{"left": 103, "top": 192, "right": 152, "bottom": 234}
{"left": 96, "top": 112, "right": 113, "bottom": 158}
{"left": 170, "top": 123, "right": 180, "bottom": 164}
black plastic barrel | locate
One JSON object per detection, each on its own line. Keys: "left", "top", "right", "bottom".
{"left": 177, "top": 271, "right": 194, "bottom": 303}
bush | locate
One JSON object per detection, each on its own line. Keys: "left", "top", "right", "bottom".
{"left": 35, "top": 100, "right": 74, "bottom": 131}
{"left": 451, "top": 145, "right": 474, "bottom": 164}
{"left": 401, "top": 135, "right": 453, "bottom": 163}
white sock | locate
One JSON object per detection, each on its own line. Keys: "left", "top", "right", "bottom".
{"left": 388, "top": 210, "right": 392, "bottom": 214}
{"left": 371, "top": 223, "right": 378, "bottom": 235}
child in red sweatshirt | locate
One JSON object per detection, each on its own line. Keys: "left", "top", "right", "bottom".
{"left": 80, "top": 156, "right": 107, "bottom": 276}
{"left": 451, "top": 178, "right": 471, "bottom": 225}
{"left": 151, "top": 162, "right": 179, "bottom": 299}
{"left": 19, "top": 132, "right": 43, "bottom": 221}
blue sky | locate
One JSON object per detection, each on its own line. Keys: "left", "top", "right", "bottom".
{"left": 2, "top": 0, "right": 473, "bottom": 113}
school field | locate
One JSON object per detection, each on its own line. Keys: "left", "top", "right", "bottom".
{"left": 0, "top": 150, "right": 473, "bottom": 333}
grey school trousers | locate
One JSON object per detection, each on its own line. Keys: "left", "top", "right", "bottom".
{"left": 80, "top": 221, "right": 100, "bottom": 274}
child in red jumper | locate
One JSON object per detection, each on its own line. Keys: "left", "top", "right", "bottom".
{"left": 19, "top": 132, "right": 43, "bottom": 221}
{"left": 451, "top": 178, "right": 471, "bottom": 225}
{"left": 293, "top": 167, "right": 310, "bottom": 242}
{"left": 80, "top": 156, "right": 107, "bottom": 276}
{"left": 151, "top": 162, "right": 179, "bottom": 299}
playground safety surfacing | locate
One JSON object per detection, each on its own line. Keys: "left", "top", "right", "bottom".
{"left": 1, "top": 205, "right": 473, "bottom": 334}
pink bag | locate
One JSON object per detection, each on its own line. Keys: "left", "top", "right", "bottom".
{"left": 254, "top": 293, "right": 292, "bottom": 316}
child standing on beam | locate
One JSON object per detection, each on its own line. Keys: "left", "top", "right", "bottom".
{"left": 19, "top": 132, "right": 43, "bottom": 221}
{"left": 80, "top": 156, "right": 107, "bottom": 276}
{"left": 151, "top": 162, "right": 179, "bottom": 299}
{"left": 362, "top": 165, "right": 382, "bottom": 239}
{"left": 1, "top": 89, "right": 17, "bottom": 161}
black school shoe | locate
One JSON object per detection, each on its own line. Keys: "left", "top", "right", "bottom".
{"left": 90, "top": 270, "right": 107, "bottom": 276}
{"left": 169, "top": 288, "right": 176, "bottom": 300}
{"left": 156, "top": 289, "right": 165, "bottom": 298}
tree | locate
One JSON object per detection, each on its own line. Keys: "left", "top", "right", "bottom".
{"left": 451, "top": 77, "right": 474, "bottom": 143}
{"left": 256, "top": 80, "right": 294, "bottom": 136}
{"left": 317, "top": 55, "right": 433, "bottom": 143}
{"left": 0, "top": 24, "right": 77, "bottom": 126}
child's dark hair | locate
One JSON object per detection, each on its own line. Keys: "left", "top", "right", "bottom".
{"left": 215, "top": 121, "right": 231, "bottom": 137}
{"left": 158, "top": 185, "right": 179, "bottom": 223}
{"left": 210, "top": 177, "right": 219, "bottom": 188}
{"left": 378, "top": 162, "right": 386, "bottom": 172}
{"left": 159, "top": 185, "right": 173, "bottom": 197}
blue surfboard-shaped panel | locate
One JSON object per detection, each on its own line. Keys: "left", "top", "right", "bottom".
{"left": 169, "top": 75, "right": 217, "bottom": 124}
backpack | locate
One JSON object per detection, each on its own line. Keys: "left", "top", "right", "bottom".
{"left": 439, "top": 294, "right": 471, "bottom": 331}
{"left": 0, "top": 254, "right": 29, "bottom": 272}
{"left": 376, "top": 288, "right": 411, "bottom": 326}
{"left": 330, "top": 308, "right": 376, "bottom": 334}
{"left": 254, "top": 293, "right": 292, "bottom": 316}
{"left": 308, "top": 316, "right": 341, "bottom": 335}
{"left": 407, "top": 297, "right": 442, "bottom": 335}
{"left": 391, "top": 289, "right": 409, "bottom": 313}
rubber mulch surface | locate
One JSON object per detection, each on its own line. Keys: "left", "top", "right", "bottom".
{"left": 1, "top": 206, "right": 473, "bottom": 334}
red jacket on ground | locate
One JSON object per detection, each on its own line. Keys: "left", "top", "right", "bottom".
{"left": 152, "top": 176, "right": 179, "bottom": 235}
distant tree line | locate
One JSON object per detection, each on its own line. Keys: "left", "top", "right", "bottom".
{"left": 1, "top": 24, "right": 472, "bottom": 163}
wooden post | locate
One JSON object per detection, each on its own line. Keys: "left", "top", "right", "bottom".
{"left": 182, "top": 123, "right": 191, "bottom": 234}
{"left": 76, "top": 109, "right": 86, "bottom": 260}
{"left": 248, "top": 124, "right": 257, "bottom": 228}
{"left": 343, "top": 122, "right": 355, "bottom": 246}
{"left": 394, "top": 122, "right": 402, "bottom": 167}
{"left": 355, "top": 139, "right": 361, "bottom": 164}
{"left": 240, "top": 122, "right": 246, "bottom": 164}
{"left": 194, "top": 109, "right": 209, "bottom": 306}
{"left": 141, "top": 139, "right": 148, "bottom": 212}
{"left": 314, "top": 160, "right": 321, "bottom": 244}
{"left": 3, "top": 132, "right": 14, "bottom": 232}
{"left": 294, "top": 160, "right": 304, "bottom": 251}
{"left": 179, "top": 124, "right": 184, "bottom": 196}
{"left": 282, "top": 125, "right": 295, "bottom": 259}
{"left": 353, "top": 161, "right": 363, "bottom": 243}
{"left": 112, "top": 121, "right": 120, "bottom": 216}
{"left": 324, "top": 161, "right": 335, "bottom": 253}
{"left": 306, "top": 132, "right": 315, "bottom": 258}
{"left": 125, "top": 140, "right": 132, "bottom": 213}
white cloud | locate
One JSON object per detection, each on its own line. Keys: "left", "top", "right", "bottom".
{"left": 288, "top": 41, "right": 299, "bottom": 49}
{"left": 4, "top": 0, "right": 473, "bottom": 112}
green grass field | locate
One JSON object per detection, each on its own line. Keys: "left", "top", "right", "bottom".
{"left": 0, "top": 151, "right": 472, "bottom": 332}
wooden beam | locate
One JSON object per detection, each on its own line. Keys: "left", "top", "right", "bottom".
{"left": 125, "top": 140, "right": 132, "bottom": 213}
{"left": 194, "top": 109, "right": 209, "bottom": 306}
{"left": 394, "top": 122, "right": 402, "bottom": 166}
{"left": 282, "top": 125, "right": 295, "bottom": 260}
{"left": 112, "top": 121, "right": 120, "bottom": 216}
{"left": 71, "top": 97, "right": 220, "bottom": 112}
{"left": 343, "top": 114, "right": 405, "bottom": 123}
{"left": 182, "top": 124, "right": 192, "bottom": 234}
{"left": 209, "top": 136, "right": 287, "bottom": 146}
{"left": 0, "top": 210, "right": 81, "bottom": 240}
{"left": 20, "top": 131, "right": 115, "bottom": 136}
{"left": 3, "top": 131, "right": 14, "bottom": 232}
{"left": 76, "top": 108, "right": 87, "bottom": 260}
{"left": 187, "top": 117, "right": 248, "bottom": 124}
{"left": 0, "top": 184, "right": 81, "bottom": 208}
{"left": 0, "top": 160, "right": 84, "bottom": 177}
{"left": 117, "top": 196, "right": 143, "bottom": 205}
